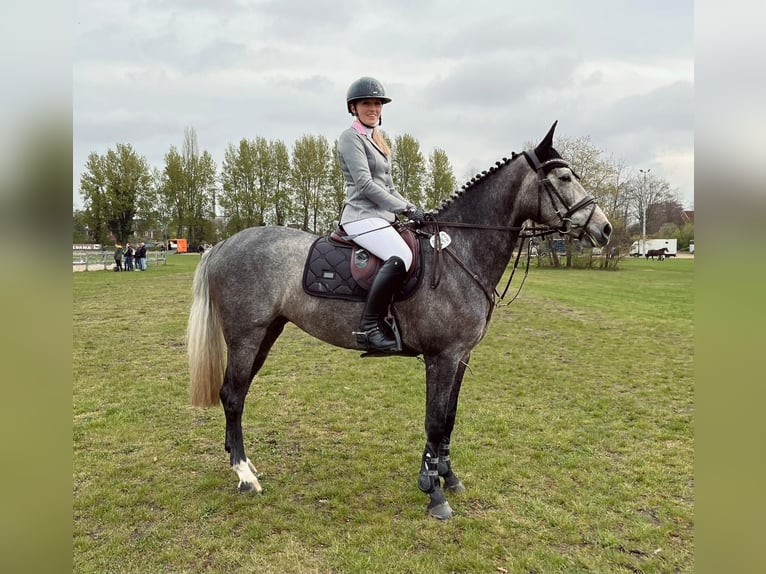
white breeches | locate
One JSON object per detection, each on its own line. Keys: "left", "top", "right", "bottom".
{"left": 342, "top": 217, "right": 413, "bottom": 271}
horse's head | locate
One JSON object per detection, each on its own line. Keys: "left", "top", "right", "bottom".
{"left": 523, "top": 122, "right": 612, "bottom": 247}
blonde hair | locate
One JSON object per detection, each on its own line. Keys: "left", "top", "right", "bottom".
{"left": 372, "top": 128, "right": 391, "bottom": 157}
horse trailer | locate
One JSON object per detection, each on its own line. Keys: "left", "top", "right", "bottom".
{"left": 629, "top": 238, "right": 677, "bottom": 257}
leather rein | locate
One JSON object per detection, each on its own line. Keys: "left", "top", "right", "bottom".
{"left": 412, "top": 151, "right": 598, "bottom": 308}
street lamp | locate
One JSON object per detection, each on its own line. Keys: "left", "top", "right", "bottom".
{"left": 639, "top": 168, "right": 651, "bottom": 255}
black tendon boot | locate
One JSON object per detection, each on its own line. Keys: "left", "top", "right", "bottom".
{"left": 355, "top": 256, "right": 407, "bottom": 352}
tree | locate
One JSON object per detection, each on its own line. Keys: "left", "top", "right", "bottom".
{"left": 534, "top": 134, "right": 627, "bottom": 267}
{"left": 219, "top": 138, "right": 264, "bottom": 234}
{"left": 72, "top": 210, "right": 90, "bottom": 243}
{"left": 78, "top": 152, "right": 109, "bottom": 243}
{"left": 142, "top": 166, "right": 171, "bottom": 246}
{"left": 391, "top": 134, "right": 426, "bottom": 207}
{"left": 648, "top": 199, "right": 685, "bottom": 235}
{"left": 673, "top": 222, "right": 694, "bottom": 251}
{"left": 291, "top": 134, "right": 331, "bottom": 233}
{"left": 327, "top": 140, "right": 346, "bottom": 225}
{"left": 78, "top": 143, "right": 153, "bottom": 245}
{"left": 157, "top": 127, "right": 217, "bottom": 246}
{"left": 627, "top": 171, "right": 675, "bottom": 237}
{"left": 425, "top": 148, "right": 457, "bottom": 210}
{"left": 657, "top": 222, "right": 680, "bottom": 238}
{"left": 553, "top": 135, "right": 619, "bottom": 209}
{"left": 157, "top": 146, "right": 186, "bottom": 241}
{"left": 270, "top": 140, "right": 292, "bottom": 226}
{"left": 182, "top": 128, "right": 217, "bottom": 247}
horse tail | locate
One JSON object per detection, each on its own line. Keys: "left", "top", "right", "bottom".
{"left": 187, "top": 249, "right": 226, "bottom": 407}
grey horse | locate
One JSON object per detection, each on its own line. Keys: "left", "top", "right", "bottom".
{"left": 187, "top": 122, "right": 612, "bottom": 519}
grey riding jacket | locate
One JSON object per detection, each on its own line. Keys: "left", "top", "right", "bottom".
{"left": 338, "top": 121, "right": 412, "bottom": 225}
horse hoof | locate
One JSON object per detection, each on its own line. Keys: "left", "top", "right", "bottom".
{"left": 237, "top": 481, "right": 263, "bottom": 494}
{"left": 444, "top": 481, "right": 467, "bottom": 494}
{"left": 428, "top": 501, "right": 453, "bottom": 520}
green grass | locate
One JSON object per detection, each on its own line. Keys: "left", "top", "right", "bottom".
{"left": 73, "top": 255, "right": 693, "bottom": 573}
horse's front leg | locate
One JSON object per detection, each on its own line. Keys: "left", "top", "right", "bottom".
{"left": 220, "top": 345, "right": 262, "bottom": 493}
{"left": 438, "top": 353, "right": 469, "bottom": 494}
{"left": 418, "top": 352, "right": 468, "bottom": 519}
{"left": 438, "top": 439, "right": 467, "bottom": 495}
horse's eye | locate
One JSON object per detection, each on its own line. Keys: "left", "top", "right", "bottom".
{"left": 559, "top": 174, "right": 572, "bottom": 182}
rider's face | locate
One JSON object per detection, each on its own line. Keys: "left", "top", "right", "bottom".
{"left": 353, "top": 99, "right": 383, "bottom": 126}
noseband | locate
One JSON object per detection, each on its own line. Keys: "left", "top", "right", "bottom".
{"left": 523, "top": 150, "right": 597, "bottom": 240}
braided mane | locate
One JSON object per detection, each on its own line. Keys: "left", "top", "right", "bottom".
{"left": 432, "top": 152, "right": 521, "bottom": 216}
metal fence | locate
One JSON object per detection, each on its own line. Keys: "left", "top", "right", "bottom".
{"left": 73, "top": 250, "right": 168, "bottom": 271}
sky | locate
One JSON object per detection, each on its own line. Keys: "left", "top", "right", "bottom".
{"left": 73, "top": 0, "right": 694, "bottom": 211}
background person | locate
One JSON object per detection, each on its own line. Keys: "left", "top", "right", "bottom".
{"left": 113, "top": 244, "right": 123, "bottom": 271}
{"left": 124, "top": 242, "right": 134, "bottom": 271}
{"left": 338, "top": 76, "right": 425, "bottom": 353}
{"left": 135, "top": 242, "right": 147, "bottom": 270}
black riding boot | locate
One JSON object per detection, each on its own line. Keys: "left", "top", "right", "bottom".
{"left": 355, "top": 256, "right": 407, "bottom": 352}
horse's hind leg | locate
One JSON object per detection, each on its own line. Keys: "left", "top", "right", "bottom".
{"left": 221, "top": 319, "right": 286, "bottom": 493}
{"left": 221, "top": 344, "right": 261, "bottom": 492}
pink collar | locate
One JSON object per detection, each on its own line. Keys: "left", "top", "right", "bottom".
{"left": 351, "top": 119, "right": 372, "bottom": 136}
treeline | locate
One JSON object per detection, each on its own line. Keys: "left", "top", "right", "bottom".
{"left": 74, "top": 127, "right": 457, "bottom": 247}
{"left": 74, "top": 126, "right": 692, "bottom": 252}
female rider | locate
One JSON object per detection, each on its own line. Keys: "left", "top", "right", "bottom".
{"left": 337, "top": 76, "right": 425, "bottom": 353}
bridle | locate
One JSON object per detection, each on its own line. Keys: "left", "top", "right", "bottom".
{"left": 409, "top": 150, "right": 600, "bottom": 308}
{"left": 523, "top": 149, "right": 598, "bottom": 241}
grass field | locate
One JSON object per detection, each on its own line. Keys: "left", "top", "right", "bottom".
{"left": 73, "top": 254, "right": 693, "bottom": 573}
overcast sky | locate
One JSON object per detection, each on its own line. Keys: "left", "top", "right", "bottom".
{"left": 73, "top": 0, "right": 694, "bottom": 210}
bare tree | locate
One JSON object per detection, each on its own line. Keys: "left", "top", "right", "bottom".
{"left": 627, "top": 170, "right": 675, "bottom": 236}
{"left": 538, "top": 134, "right": 628, "bottom": 267}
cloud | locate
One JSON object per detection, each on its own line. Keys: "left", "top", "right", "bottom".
{"left": 72, "top": 1, "right": 694, "bottom": 208}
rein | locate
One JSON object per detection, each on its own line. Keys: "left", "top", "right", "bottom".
{"left": 415, "top": 220, "right": 552, "bottom": 309}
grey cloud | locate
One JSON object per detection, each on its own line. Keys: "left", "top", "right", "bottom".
{"left": 423, "top": 52, "right": 581, "bottom": 109}
{"left": 592, "top": 81, "right": 694, "bottom": 136}
{"left": 73, "top": 0, "right": 694, "bottom": 209}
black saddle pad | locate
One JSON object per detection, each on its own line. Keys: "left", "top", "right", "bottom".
{"left": 302, "top": 235, "right": 423, "bottom": 302}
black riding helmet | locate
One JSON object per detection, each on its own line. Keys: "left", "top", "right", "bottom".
{"left": 346, "top": 76, "right": 392, "bottom": 114}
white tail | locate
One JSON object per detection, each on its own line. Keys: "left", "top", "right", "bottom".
{"left": 186, "top": 256, "right": 227, "bottom": 407}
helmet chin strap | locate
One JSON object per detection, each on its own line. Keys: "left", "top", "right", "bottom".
{"left": 356, "top": 116, "right": 380, "bottom": 129}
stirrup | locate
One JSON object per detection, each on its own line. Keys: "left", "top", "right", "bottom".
{"left": 353, "top": 324, "right": 402, "bottom": 353}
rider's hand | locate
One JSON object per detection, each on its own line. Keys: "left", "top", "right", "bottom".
{"left": 403, "top": 206, "right": 426, "bottom": 223}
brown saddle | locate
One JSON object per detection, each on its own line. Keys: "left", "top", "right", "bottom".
{"left": 302, "top": 224, "right": 423, "bottom": 301}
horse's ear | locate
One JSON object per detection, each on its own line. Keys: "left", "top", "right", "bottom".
{"left": 535, "top": 121, "right": 558, "bottom": 153}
